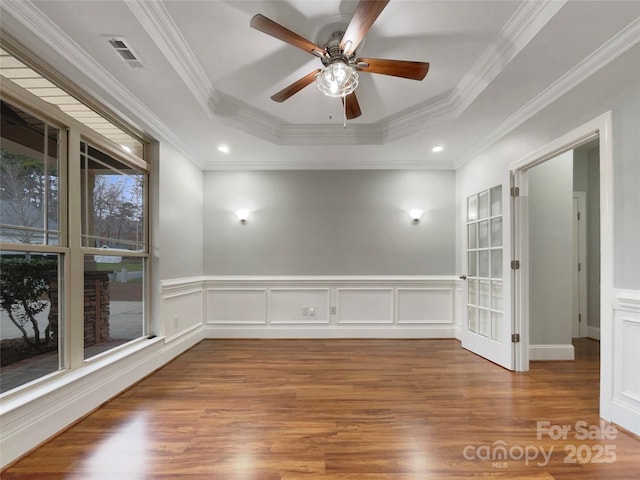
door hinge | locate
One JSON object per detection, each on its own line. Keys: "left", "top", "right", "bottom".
{"left": 579, "top": 313, "right": 582, "bottom": 323}
{"left": 578, "top": 262, "right": 581, "bottom": 272}
{"left": 510, "top": 186, "right": 520, "bottom": 197}
{"left": 511, "top": 260, "right": 520, "bottom": 270}
{"left": 511, "top": 333, "right": 520, "bottom": 343}
{"left": 577, "top": 211, "right": 581, "bottom": 221}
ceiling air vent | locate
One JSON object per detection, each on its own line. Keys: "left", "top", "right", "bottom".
{"left": 108, "top": 37, "right": 143, "bottom": 69}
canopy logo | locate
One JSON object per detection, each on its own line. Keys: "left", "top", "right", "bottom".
{"left": 462, "top": 420, "right": 618, "bottom": 468}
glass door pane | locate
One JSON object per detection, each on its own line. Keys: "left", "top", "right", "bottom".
{"left": 468, "top": 307, "right": 477, "bottom": 333}
{"left": 490, "top": 185, "right": 502, "bottom": 216}
{"left": 478, "top": 220, "right": 489, "bottom": 248}
{"left": 478, "top": 191, "right": 489, "bottom": 219}
{"left": 479, "top": 250, "right": 490, "bottom": 278}
{"left": 491, "top": 218, "right": 502, "bottom": 247}
{"left": 467, "top": 195, "right": 478, "bottom": 221}
{"left": 491, "top": 249, "right": 503, "bottom": 278}
{"left": 468, "top": 223, "right": 477, "bottom": 249}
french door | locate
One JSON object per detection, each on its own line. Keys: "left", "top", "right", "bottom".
{"left": 461, "top": 184, "right": 514, "bottom": 369}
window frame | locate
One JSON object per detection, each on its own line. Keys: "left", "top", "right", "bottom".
{"left": 1, "top": 68, "right": 152, "bottom": 396}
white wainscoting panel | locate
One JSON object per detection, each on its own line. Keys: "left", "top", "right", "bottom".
{"left": 397, "top": 288, "right": 453, "bottom": 324}
{"left": 201, "top": 276, "right": 460, "bottom": 338}
{"left": 337, "top": 288, "right": 394, "bottom": 324}
{"left": 612, "top": 289, "right": 640, "bottom": 436}
{"left": 161, "top": 278, "right": 204, "bottom": 341}
{"left": 206, "top": 289, "right": 267, "bottom": 324}
{"left": 269, "top": 288, "right": 330, "bottom": 324}
{"left": 622, "top": 320, "right": 640, "bottom": 400}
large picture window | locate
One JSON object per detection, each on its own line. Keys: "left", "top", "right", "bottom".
{"left": 1, "top": 56, "right": 149, "bottom": 394}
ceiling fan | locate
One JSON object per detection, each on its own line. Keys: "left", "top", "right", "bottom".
{"left": 250, "top": 0, "right": 429, "bottom": 120}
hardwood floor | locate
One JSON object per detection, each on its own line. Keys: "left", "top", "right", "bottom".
{"left": 3, "top": 338, "right": 639, "bottom": 479}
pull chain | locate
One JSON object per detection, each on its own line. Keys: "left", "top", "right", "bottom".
{"left": 343, "top": 96, "right": 347, "bottom": 129}
{"left": 326, "top": 96, "right": 348, "bottom": 128}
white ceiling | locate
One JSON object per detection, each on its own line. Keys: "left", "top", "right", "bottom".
{"left": 1, "top": 1, "right": 638, "bottom": 169}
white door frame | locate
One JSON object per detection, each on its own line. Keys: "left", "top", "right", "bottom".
{"left": 509, "top": 112, "right": 613, "bottom": 421}
{"left": 572, "top": 191, "right": 588, "bottom": 338}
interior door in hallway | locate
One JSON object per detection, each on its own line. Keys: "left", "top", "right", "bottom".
{"left": 461, "top": 185, "right": 514, "bottom": 369}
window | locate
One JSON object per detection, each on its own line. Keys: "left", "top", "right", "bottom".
{"left": 1, "top": 100, "right": 65, "bottom": 393}
{"left": 1, "top": 49, "right": 149, "bottom": 393}
{"left": 81, "top": 141, "right": 147, "bottom": 359}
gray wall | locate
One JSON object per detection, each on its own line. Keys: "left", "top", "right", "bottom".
{"left": 529, "top": 151, "right": 573, "bottom": 345}
{"left": 158, "top": 143, "right": 204, "bottom": 280}
{"left": 203, "top": 170, "right": 456, "bottom": 275}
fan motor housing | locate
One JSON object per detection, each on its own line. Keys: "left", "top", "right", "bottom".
{"left": 321, "top": 30, "right": 356, "bottom": 66}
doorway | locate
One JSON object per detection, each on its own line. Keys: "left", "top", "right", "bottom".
{"left": 524, "top": 142, "right": 600, "bottom": 360}
{"left": 510, "top": 112, "right": 614, "bottom": 421}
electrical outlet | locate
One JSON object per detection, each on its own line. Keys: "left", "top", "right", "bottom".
{"left": 330, "top": 306, "right": 337, "bottom": 315}
{"left": 308, "top": 306, "right": 315, "bottom": 316}
{"left": 172, "top": 315, "right": 179, "bottom": 328}
{"left": 302, "top": 306, "right": 309, "bottom": 316}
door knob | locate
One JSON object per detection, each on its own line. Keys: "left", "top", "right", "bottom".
{"left": 459, "top": 274, "right": 467, "bottom": 280}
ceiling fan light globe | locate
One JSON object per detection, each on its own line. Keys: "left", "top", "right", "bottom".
{"left": 317, "top": 63, "right": 358, "bottom": 98}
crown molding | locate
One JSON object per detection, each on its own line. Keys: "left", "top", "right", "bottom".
{"left": 125, "top": 0, "right": 218, "bottom": 119}
{"left": 207, "top": 92, "right": 385, "bottom": 145}
{"left": 458, "top": 16, "right": 640, "bottom": 169}
{"left": 277, "top": 123, "right": 385, "bottom": 145}
{"left": 0, "top": 0, "right": 204, "bottom": 169}
{"left": 127, "top": 0, "right": 565, "bottom": 147}
{"left": 208, "top": 91, "right": 282, "bottom": 144}
{"left": 451, "top": 0, "right": 566, "bottom": 117}
{"left": 379, "top": 92, "right": 456, "bottom": 142}
{"left": 204, "top": 157, "right": 454, "bottom": 171}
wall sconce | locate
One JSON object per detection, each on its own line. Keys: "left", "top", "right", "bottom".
{"left": 235, "top": 209, "right": 250, "bottom": 223}
{"left": 408, "top": 209, "right": 423, "bottom": 223}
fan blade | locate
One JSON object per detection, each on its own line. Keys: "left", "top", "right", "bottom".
{"left": 342, "top": 92, "right": 362, "bottom": 119}
{"left": 271, "top": 69, "right": 322, "bottom": 102}
{"left": 356, "top": 58, "right": 429, "bottom": 80}
{"left": 250, "top": 14, "right": 326, "bottom": 58}
{"left": 340, "top": 0, "right": 390, "bottom": 55}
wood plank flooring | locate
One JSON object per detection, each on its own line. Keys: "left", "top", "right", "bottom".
{"left": 3, "top": 338, "right": 639, "bottom": 479}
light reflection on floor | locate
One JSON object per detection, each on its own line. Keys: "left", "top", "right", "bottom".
{"left": 74, "top": 411, "right": 149, "bottom": 479}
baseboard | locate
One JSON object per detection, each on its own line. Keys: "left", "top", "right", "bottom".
{"left": 0, "top": 327, "right": 203, "bottom": 468}
{"left": 529, "top": 344, "right": 575, "bottom": 361}
{"left": 454, "top": 323, "right": 463, "bottom": 341}
{"left": 612, "top": 398, "right": 640, "bottom": 438}
{"left": 588, "top": 325, "right": 601, "bottom": 340}
{"left": 203, "top": 325, "right": 456, "bottom": 339}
